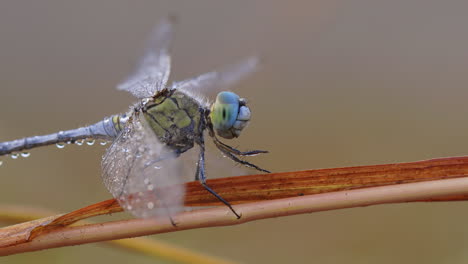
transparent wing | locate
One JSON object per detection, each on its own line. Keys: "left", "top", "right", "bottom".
{"left": 101, "top": 111, "right": 185, "bottom": 218}
{"left": 117, "top": 18, "right": 174, "bottom": 99}
{"left": 173, "top": 56, "right": 260, "bottom": 96}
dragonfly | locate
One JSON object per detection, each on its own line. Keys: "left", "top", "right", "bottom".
{"left": 0, "top": 18, "right": 269, "bottom": 221}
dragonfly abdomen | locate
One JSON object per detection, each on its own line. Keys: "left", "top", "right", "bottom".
{"left": 0, "top": 115, "right": 124, "bottom": 156}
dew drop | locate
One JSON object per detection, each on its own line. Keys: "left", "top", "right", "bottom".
{"left": 11, "top": 153, "right": 19, "bottom": 159}
{"left": 21, "top": 152, "right": 30, "bottom": 158}
{"left": 56, "top": 143, "right": 66, "bottom": 149}
{"left": 86, "top": 139, "right": 95, "bottom": 146}
{"left": 0, "top": 160, "right": 3, "bottom": 166}
{"left": 147, "top": 202, "right": 154, "bottom": 209}
{"left": 75, "top": 139, "right": 84, "bottom": 146}
{"left": 147, "top": 184, "right": 154, "bottom": 191}
{"left": 99, "top": 140, "right": 108, "bottom": 146}
{"left": 153, "top": 165, "right": 161, "bottom": 170}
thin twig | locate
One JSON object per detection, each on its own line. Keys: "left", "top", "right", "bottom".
{"left": 2, "top": 176, "right": 468, "bottom": 256}
{"left": 0, "top": 205, "right": 237, "bottom": 264}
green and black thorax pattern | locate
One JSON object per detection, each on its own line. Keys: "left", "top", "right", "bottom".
{"left": 141, "top": 89, "right": 205, "bottom": 153}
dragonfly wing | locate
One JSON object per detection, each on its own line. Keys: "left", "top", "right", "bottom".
{"left": 101, "top": 111, "right": 185, "bottom": 218}
{"left": 173, "top": 56, "right": 260, "bottom": 96}
{"left": 117, "top": 18, "right": 173, "bottom": 99}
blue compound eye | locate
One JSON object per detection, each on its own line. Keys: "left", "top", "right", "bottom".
{"left": 210, "top": 91, "right": 240, "bottom": 138}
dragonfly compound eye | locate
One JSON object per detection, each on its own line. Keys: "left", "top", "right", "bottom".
{"left": 210, "top": 91, "right": 250, "bottom": 139}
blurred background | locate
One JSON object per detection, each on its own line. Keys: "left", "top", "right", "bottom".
{"left": 2, "top": 0, "right": 468, "bottom": 263}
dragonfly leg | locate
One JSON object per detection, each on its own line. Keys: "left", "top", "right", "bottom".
{"left": 196, "top": 141, "right": 241, "bottom": 219}
{"left": 115, "top": 148, "right": 180, "bottom": 199}
{"left": 217, "top": 146, "right": 271, "bottom": 173}
{"left": 145, "top": 150, "right": 182, "bottom": 227}
{"left": 115, "top": 149, "right": 180, "bottom": 227}
{"left": 212, "top": 135, "right": 268, "bottom": 156}
{"left": 158, "top": 198, "right": 177, "bottom": 227}
{"left": 143, "top": 150, "right": 181, "bottom": 169}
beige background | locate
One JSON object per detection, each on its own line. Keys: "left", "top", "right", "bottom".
{"left": 2, "top": 1, "right": 468, "bottom": 263}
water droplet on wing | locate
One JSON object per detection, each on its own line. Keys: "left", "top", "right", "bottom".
{"left": 11, "top": 153, "right": 19, "bottom": 159}
{"left": 56, "top": 143, "right": 65, "bottom": 149}
{"left": 86, "top": 139, "right": 95, "bottom": 146}
{"left": 21, "top": 152, "right": 30, "bottom": 158}
{"left": 75, "top": 139, "right": 84, "bottom": 146}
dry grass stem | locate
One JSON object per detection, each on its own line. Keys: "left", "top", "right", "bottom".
{"left": 2, "top": 156, "right": 468, "bottom": 256}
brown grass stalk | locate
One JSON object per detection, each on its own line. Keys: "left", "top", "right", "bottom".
{"left": 2, "top": 156, "right": 468, "bottom": 256}
{"left": 0, "top": 206, "right": 238, "bottom": 264}
{"left": 2, "top": 176, "right": 468, "bottom": 256}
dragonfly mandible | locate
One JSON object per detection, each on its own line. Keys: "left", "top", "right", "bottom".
{"left": 0, "top": 18, "right": 269, "bottom": 220}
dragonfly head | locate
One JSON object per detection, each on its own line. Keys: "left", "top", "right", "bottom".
{"left": 210, "top": 91, "right": 251, "bottom": 139}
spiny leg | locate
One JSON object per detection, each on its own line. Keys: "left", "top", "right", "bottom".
{"left": 119, "top": 149, "right": 180, "bottom": 227}
{"left": 120, "top": 147, "right": 179, "bottom": 200}
{"left": 154, "top": 193, "right": 177, "bottom": 227}
{"left": 143, "top": 150, "right": 181, "bottom": 169}
{"left": 217, "top": 145, "right": 271, "bottom": 173}
{"left": 197, "top": 141, "right": 241, "bottom": 219}
{"left": 144, "top": 151, "right": 182, "bottom": 227}
{"left": 212, "top": 135, "right": 268, "bottom": 156}
{"left": 114, "top": 146, "right": 176, "bottom": 198}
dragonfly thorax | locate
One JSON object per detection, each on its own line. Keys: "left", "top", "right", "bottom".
{"left": 142, "top": 89, "right": 203, "bottom": 153}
